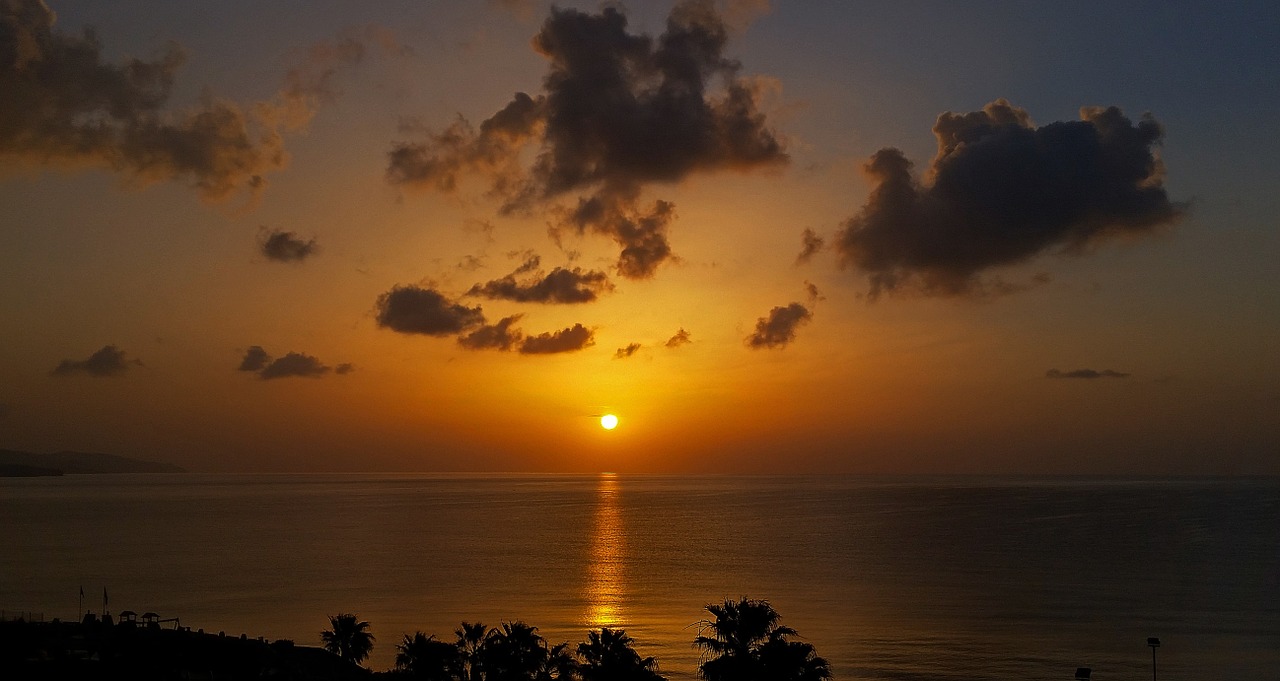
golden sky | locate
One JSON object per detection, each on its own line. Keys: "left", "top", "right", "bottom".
{"left": 1, "top": 0, "right": 1277, "bottom": 473}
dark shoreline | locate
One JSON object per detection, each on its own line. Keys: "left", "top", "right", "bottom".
{"left": 0, "top": 617, "right": 364, "bottom": 680}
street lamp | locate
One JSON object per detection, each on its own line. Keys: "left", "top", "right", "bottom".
{"left": 1147, "top": 637, "right": 1161, "bottom": 681}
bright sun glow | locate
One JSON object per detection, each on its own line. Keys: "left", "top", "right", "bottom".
{"left": 600, "top": 414, "right": 619, "bottom": 430}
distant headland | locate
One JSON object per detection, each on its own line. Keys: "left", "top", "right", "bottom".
{"left": 0, "top": 449, "right": 185, "bottom": 477}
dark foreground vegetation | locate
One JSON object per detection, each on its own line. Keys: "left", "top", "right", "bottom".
{"left": 2, "top": 598, "right": 829, "bottom": 681}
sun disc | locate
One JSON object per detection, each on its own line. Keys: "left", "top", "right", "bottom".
{"left": 600, "top": 414, "right": 619, "bottom": 430}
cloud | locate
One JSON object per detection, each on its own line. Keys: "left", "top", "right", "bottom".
{"left": 615, "top": 342, "right": 641, "bottom": 359}
{"left": 665, "top": 328, "right": 692, "bottom": 348}
{"left": 834, "top": 100, "right": 1185, "bottom": 298}
{"left": 237, "top": 346, "right": 351, "bottom": 379}
{"left": 458, "top": 314, "right": 525, "bottom": 351}
{"left": 387, "top": 0, "right": 786, "bottom": 279}
{"left": 795, "top": 227, "right": 824, "bottom": 265}
{"left": 1046, "top": 368, "right": 1130, "bottom": 379}
{"left": 745, "top": 303, "right": 811, "bottom": 349}
{"left": 335, "top": 363, "right": 355, "bottom": 374}
{"left": 259, "top": 229, "right": 318, "bottom": 262}
{"left": 466, "top": 254, "right": 614, "bottom": 303}
{"left": 0, "top": 5, "right": 397, "bottom": 202}
{"left": 804, "top": 280, "right": 822, "bottom": 303}
{"left": 238, "top": 345, "right": 272, "bottom": 372}
{"left": 50, "top": 345, "right": 138, "bottom": 376}
{"left": 375, "top": 285, "right": 485, "bottom": 336}
{"left": 519, "top": 323, "right": 595, "bottom": 354}
{"left": 257, "top": 352, "right": 330, "bottom": 380}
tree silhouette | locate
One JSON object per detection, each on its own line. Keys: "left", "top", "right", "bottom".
{"left": 577, "top": 628, "right": 666, "bottom": 681}
{"left": 694, "top": 598, "right": 830, "bottom": 681}
{"left": 397, "top": 632, "right": 462, "bottom": 681}
{"left": 321, "top": 612, "right": 376, "bottom": 666}
{"left": 456, "top": 621, "right": 490, "bottom": 681}
{"left": 481, "top": 621, "right": 573, "bottom": 681}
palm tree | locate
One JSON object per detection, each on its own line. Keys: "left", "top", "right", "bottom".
{"left": 456, "top": 621, "right": 491, "bottom": 681}
{"left": 482, "top": 621, "right": 572, "bottom": 681}
{"left": 397, "top": 631, "right": 461, "bottom": 681}
{"left": 693, "top": 598, "right": 830, "bottom": 681}
{"left": 321, "top": 612, "right": 376, "bottom": 666}
{"left": 577, "top": 628, "right": 665, "bottom": 681}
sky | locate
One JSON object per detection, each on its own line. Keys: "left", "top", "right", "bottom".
{"left": 1, "top": 0, "right": 1277, "bottom": 474}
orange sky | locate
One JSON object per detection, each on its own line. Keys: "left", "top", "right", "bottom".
{"left": 1, "top": 0, "right": 1277, "bottom": 474}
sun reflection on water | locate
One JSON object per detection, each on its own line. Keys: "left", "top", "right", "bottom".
{"left": 585, "top": 473, "right": 626, "bottom": 628}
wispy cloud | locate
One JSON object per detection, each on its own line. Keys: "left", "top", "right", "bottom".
{"left": 259, "top": 229, "right": 319, "bottom": 262}
{"left": 50, "top": 345, "right": 139, "bottom": 377}
{"left": 1046, "top": 368, "right": 1130, "bottom": 379}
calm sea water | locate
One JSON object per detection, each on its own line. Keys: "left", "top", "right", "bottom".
{"left": 1, "top": 474, "right": 1277, "bottom": 679}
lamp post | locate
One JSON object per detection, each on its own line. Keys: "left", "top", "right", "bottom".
{"left": 1147, "top": 637, "right": 1161, "bottom": 681}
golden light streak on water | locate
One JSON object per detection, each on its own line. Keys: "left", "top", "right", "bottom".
{"left": 584, "top": 473, "right": 625, "bottom": 628}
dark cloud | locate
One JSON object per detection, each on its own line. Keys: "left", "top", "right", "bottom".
{"left": 458, "top": 314, "right": 525, "bottom": 351}
{"left": 835, "top": 100, "right": 1184, "bottom": 298}
{"left": 795, "top": 227, "right": 824, "bottom": 265}
{"left": 745, "top": 303, "right": 811, "bottom": 349}
{"left": 1046, "top": 368, "right": 1130, "bottom": 379}
{"left": 614, "top": 343, "right": 641, "bottom": 359}
{"left": 258, "top": 352, "right": 329, "bottom": 380}
{"left": 0, "top": 5, "right": 392, "bottom": 202}
{"left": 804, "top": 280, "right": 822, "bottom": 303}
{"left": 375, "top": 285, "right": 485, "bottom": 336}
{"left": 335, "top": 363, "right": 355, "bottom": 374}
{"left": 259, "top": 229, "right": 318, "bottom": 262}
{"left": 387, "top": 0, "right": 786, "bottom": 279}
{"left": 238, "top": 345, "right": 271, "bottom": 372}
{"left": 466, "top": 254, "right": 614, "bottom": 303}
{"left": 665, "top": 328, "right": 692, "bottom": 348}
{"left": 519, "top": 323, "right": 595, "bottom": 354}
{"left": 50, "top": 345, "right": 138, "bottom": 376}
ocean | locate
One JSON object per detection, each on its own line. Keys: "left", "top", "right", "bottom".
{"left": 2, "top": 474, "right": 1277, "bottom": 679}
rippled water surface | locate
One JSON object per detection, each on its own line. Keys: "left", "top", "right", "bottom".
{"left": 2, "top": 474, "right": 1277, "bottom": 679}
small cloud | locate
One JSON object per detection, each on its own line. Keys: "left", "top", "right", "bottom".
{"left": 745, "top": 303, "right": 812, "bottom": 349}
{"left": 795, "top": 228, "right": 825, "bottom": 265}
{"left": 375, "top": 285, "right": 485, "bottom": 336}
{"left": 238, "top": 346, "right": 272, "bottom": 372}
{"left": 335, "top": 363, "right": 355, "bottom": 374}
{"left": 1046, "top": 368, "right": 1130, "bottom": 379}
{"left": 804, "top": 280, "right": 823, "bottom": 304}
{"left": 519, "top": 323, "right": 595, "bottom": 354}
{"left": 614, "top": 343, "right": 641, "bottom": 359}
{"left": 458, "top": 315, "right": 525, "bottom": 351}
{"left": 467, "top": 254, "right": 614, "bottom": 303}
{"left": 665, "top": 328, "right": 692, "bottom": 348}
{"left": 259, "top": 229, "right": 319, "bottom": 262}
{"left": 50, "top": 345, "right": 139, "bottom": 377}
{"left": 259, "top": 352, "right": 330, "bottom": 380}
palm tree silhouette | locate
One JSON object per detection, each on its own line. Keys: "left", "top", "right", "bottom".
{"left": 456, "top": 621, "right": 490, "bottom": 681}
{"left": 397, "top": 632, "right": 461, "bottom": 681}
{"left": 321, "top": 612, "right": 376, "bottom": 666}
{"left": 694, "top": 598, "right": 830, "bottom": 681}
{"left": 482, "top": 621, "right": 573, "bottom": 681}
{"left": 577, "top": 628, "right": 666, "bottom": 681}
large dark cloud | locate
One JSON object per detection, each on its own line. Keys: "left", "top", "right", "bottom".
{"left": 1046, "top": 368, "right": 1130, "bottom": 379}
{"left": 375, "top": 285, "right": 485, "bottom": 336}
{"left": 745, "top": 303, "right": 811, "bottom": 349}
{"left": 519, "top": 323, "right": 595, "bottom": 354}
{"left": 466, "top": 254, "right": 613, "bottom": 303}
{"left": 835, "top": 100, "right": 1184, "bottom": 297}
{"left": 0, "top": 3, "right": 390, "bottom": 201}
{"left": 50, "top": 344, "right": 137, "bottom": 376}
{"left": 259, "top": 229, "right": 318, "bottom": 262}
{"left": 458, "top": 314, "right": 525, "bottom": 351}
{"left": 387, "top": 0, "right": 786, "bottom": 279}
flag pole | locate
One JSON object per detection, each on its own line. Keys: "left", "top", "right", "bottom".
{"left": 78, "top": 585, "right": 84, "bottom": 620}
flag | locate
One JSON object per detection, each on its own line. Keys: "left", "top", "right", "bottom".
{"left": 79, "top": 585, "right": 84, "bottom": 598}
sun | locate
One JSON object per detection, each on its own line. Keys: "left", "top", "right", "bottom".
{"left": 600, "top": 414, "right": 619, "bottom": 430}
